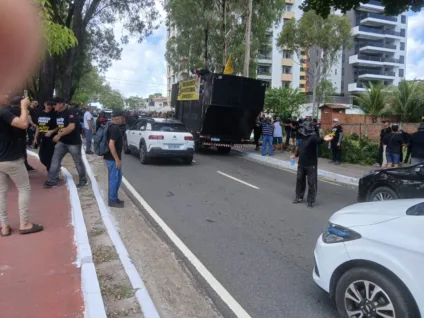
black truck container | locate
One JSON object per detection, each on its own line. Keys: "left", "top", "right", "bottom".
{"left": 172, "top": 74, "right": 266, "bottom": 153}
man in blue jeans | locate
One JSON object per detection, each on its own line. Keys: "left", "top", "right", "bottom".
{"left": 83, "top": 106, "right": 95, "bottom": 154}
{"left": 262, "top": 117, "right": 274, "bottom": 156}
{"left": 104, "top": 110, "right": 124, "bottom": 208}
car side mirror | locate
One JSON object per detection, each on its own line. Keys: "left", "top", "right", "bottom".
{"left": 415, "top": 166, "right": 424, "bottom": 175}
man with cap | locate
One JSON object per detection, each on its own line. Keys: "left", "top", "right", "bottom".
{"left": 104, "top": 109, "right": 125, "bottom": 208}
{"left": 329, "top": 118, "right": 343, "bottom": 165}
{"left": 290, "top": 121, "right": 325, "bottom": 208}
{"left": 44, "top": 97, "right": 87, "bottom": 188}
{"left": 407, "top": 123, "right": 424, "bottom": 165}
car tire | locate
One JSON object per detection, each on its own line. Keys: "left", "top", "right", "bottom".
{"left": 182, "top": 156, "right": 193, "bottom": 165}
{"left": 139, "top": 143, "right": 149, "bottom": 165}
{"left": 369, "top": 186, "right": 398, "bottom": 201}
{"left": 217, "top": 146, "right": 231, "bottom": 154}
{"left": 335, "top": 267, "right": 417, "bottom": 318}
{"left": 123, "top": 137, "right": 131, "bottom": 154}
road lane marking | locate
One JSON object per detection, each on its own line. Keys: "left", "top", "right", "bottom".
{"left": 122, "top": 177, "right": 252, "bottom": 318}
{"left": 217, "top": 171, "right": 260, "bottom": 189}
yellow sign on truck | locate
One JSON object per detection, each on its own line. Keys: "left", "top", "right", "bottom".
{"left": 177, "top": 78, "right": 200, "bottom": 101}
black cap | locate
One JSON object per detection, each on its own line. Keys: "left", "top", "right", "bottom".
{"left": 52, "top": 97, "right": 66, "bottom": 104}
{"left": 111, "top": 109, "right": 124, "bottom": 117}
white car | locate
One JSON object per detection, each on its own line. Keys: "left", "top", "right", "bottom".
{"left": 313, "top": 199, "right": 424, "bottom": 318}
{"left": 124, "top": 118, "right": 195, "bottom": 164}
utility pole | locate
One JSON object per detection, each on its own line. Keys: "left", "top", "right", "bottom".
{"left": 243, "top": 0, "right": 253, "bottom": 77}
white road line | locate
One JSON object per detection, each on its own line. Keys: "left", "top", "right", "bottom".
{"left": 122, "top": 177, "right": 252, "bottom": 318}
{"left": 217, "top": 171, "right": 260, "bottom": 190}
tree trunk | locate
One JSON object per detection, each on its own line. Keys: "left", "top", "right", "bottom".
{"left": 222, "top": 0, "right": 227, "bottom": 67}
{"left": 38, "top": 54, "right": 56, "bottom": 105}
{"left": 243, "top": 0, "right": 253, "bottom": 77}
{"left": 204, "top": 25, "right": 209, "bottom": 66}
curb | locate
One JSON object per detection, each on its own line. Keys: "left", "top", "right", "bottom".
{"left": 81, "top": 151, "right": 161, "bottom": 318}
{"left": 27, "top": 151, "right": 107, "bottom": 318}
{"left": 232, "top": 149, "right": 360, "bottom": 186}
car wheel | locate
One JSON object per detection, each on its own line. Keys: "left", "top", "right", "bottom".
{"left": 335, "top": 267, "right": 417, "bottom": 318}
{"left": 217, "top": 146, "right": 231, "bottom": 154}
{"left": 123, "top": 137, "right": 131, "bottom": 154}
{"left": 182, "top": 156, "right": 193, "bottom": 165}
{"left": 139, "top": 143, "right": 149, "bottom": 165}
{"left": 369, "top": 186, "right": 398, "bottom": 201}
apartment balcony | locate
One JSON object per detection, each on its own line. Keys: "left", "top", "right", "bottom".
{"left": 257, "top": 72, "right": 272, "bottom": 80}
{"left": 283, "top": 12, "right": 295, "bottom": 20}
{"left": 359, "top": 41, "right": 397, "bottom": 53}
{"left": 358, "top": 0, "right": 384, "bottom": 13}
{"left": 350, "top": 54, "right": 401, "bottom": 66}
{"left": 358, "top": 70, "right": 396, "bottom": 80}
{"left": 299, "top": 88, "right": 306, "bottom": 93}
{"left": 348, "top": 83, "right": 367, "bottom": 93}
{"left": 300, "top": 71, "right": 306, "bottom": 76}
{"left": 281, "top": 58, "right": 293, "bottom": 66}
{"left": 360, "top": 13, "right": 398, "bottom": 27}
{"left": 281, "top": 73, "right": 293, "bottom": 82}
{"left": 352, "top": 26, "right": 403, "bottom": 40}
{"left": 299, "top": 79, "right": 306, "bottom": 85}
{"left": 258, "top": 55, "right": 272, "bottom": 64}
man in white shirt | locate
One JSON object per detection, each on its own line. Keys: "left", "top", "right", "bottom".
{"left": 273, "top": 117, "right": 283, "bottom": 151}
{"left": 83, "top": 106, "right": 95, "bottom": 154}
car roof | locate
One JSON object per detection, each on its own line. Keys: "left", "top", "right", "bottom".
{"left": 148, "top": 118, "right": 183, "bottom": 124}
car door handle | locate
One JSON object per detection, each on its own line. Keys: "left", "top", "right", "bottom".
{"left": 139, "top": 133, "right": 141, "bottom": 135}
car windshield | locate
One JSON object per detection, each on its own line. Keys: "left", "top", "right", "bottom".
{"left": 406, "top": 202, "right": 424, "bottom": 215}
{"left": 153, "top": 123, "right": 188, "bottom": 132}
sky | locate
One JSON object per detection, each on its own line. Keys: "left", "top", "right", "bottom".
{"left": 105, "top": 5, "right": 424, "bottom": 98}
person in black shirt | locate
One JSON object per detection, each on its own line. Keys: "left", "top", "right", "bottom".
{"left": 375, "top": 121, "right": 391, "bottom": 167}
{"left": 0, "top": 97, "right": 43, "bottom": 236}
{"left": 44, "top": 97, "right": 87, "bottom": 188}
{"left": 291, "top": 117, "right": 299, "bottom": 148}
{"left": 408, "top": 124, "right": 424, "bottom": 165}
{"left": 27, "top": 101, "right": 38, "bottom": 147}
{"left": 329, "top": 118, "right": 343, "bottom": 165}
{"left": 383, "top": 124, "right": 404, "bottom": 168}
{"left": 291, "top": 121, "right": 324, "bottom": 208}
{"left": 254, "top": 115, "right": 263, "bottom": 151}
{"left": 34, "top": 100, "right": 58, "bottom": 171}
{"left": 104, "top": 110, "right": 125, "bottom": 208}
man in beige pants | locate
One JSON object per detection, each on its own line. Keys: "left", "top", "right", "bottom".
{"left": 0, "top": 96, "right": 43, "bottom": 236}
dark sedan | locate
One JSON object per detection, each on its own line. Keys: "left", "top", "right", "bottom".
{"left": 358, "top": 163, "right": 424, "bottom": 202}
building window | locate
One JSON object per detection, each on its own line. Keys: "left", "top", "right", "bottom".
{"left": 299, "top": 84, "right": 305, "bottom": 88}
{"left": 341, "top": 81, "right": 344, "bottom": 90}
{"left": 399, "top": 69, "right": 404, "bottom": 77}
{"left": 282, "top": 66, "right": 292, "bottom": 74}
{"left": 168, "top": 78, "right": 171, "bottom": 85}
{"left": 258, "top": 65, "right": 271, "bottom": 75}
{"left": 400, "top": 55, "right": 405, "bottom": 63}
{"left": 282, "top": 81, "right": 290, "bottom": 88}
{"left": 400, "top": 29, "right": 406, "bottom": 37}
{"left": 285, "top": 4, "right": 293, "bottom": 11}
{"left": 335, "top": 69, "right": 337, "bottom": 75}
{"left": 282, "top": 50, "right": 292, "bottom": 58}
{"left": 300, "top": 75, "right": 305, "bottom": 80}
{"left": 401, "top": 15, "right": 406, "bottom": 24}
{"left": 400, "top": 42, "right": 405, "bottom": 51}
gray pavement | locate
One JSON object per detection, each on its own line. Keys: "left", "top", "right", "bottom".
{"left": 122, "top": 149, "right": 358, "bottom": 318}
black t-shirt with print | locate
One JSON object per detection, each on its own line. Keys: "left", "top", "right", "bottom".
{"left": 36, "top": 110, "right": 57, "bottom": 137}
{"left": 104, "top": 124, "right": 123, "bottom": 161}
{"left": 331, "top": 125, "right": 343, "bottom": 144}
{"left": 56, "top": 108, "right": 81, "bottom": 145}
{"left": 0, "top": 107, "right": 24, "bottom": 162}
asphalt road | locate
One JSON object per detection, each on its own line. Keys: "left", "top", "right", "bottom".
{"left": 122, "top": 149, "right": 358, "bottom": 318}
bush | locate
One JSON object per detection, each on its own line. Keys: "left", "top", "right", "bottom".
{"left": 319, "top": 133, "right": 378, "bottom": 165}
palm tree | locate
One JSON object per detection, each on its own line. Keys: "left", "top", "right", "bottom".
{"left": 353, "top": 81, "right": 387, "bottom": 123}
{"left": 384, "top": 80, "right": 424, "bottom": 122}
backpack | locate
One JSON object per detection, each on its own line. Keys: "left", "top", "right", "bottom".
{"left": 94, "top": 122, "right": 112, "bottom": 156}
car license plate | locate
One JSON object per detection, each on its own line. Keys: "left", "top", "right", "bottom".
{"left": 168, "top": 144, "right": 181, "bottom": 149}
{"left": 211, "top": 137, "right": 220, "bottom": 142}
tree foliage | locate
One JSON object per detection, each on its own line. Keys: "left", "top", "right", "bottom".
{"left": 165, "top": 0, "right": 285, "bottom": 77}
{"left": 264, "top": 87, "right": 306, "bottom": 119}
{"left": 126, "top": 96, "right": 146, "bottom": 109}
{"left": 300, "top": 0, "right": 421, "bottom": 18}
{"left": 316, "top": 79, "right": 337, "bottom": 105}
{"left": 71, "top": 66, "right": 105, "bottom": 104}
{"left": 99, "top": 85, "right": 125, "bottom": 110}
{"left": 384, "top": 80, "right": 424, "bottom": 122}
{"left": 277, "top": 11, "right": 351, "bottom": 118}
{"left": 353, "top": 81, "right": 387, "bottom": 123}
{"left": 148, "top": 93, "right": 163, "bottom": 98}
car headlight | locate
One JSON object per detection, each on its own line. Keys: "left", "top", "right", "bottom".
{"left": 322, "top": 223, "right": 361, "bottom": 244}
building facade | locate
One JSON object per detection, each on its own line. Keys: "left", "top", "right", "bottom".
{"left": 342, "top": 1, "right": 407, "bottom": 95}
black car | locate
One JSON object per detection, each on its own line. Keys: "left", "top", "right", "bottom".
{"left": 358, "top": 164, "right": 424, "bottom": 202}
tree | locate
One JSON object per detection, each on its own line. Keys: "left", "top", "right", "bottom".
{"left": 277, "top": 11, "right": 351, "bottom": 119}
{"left": 300, "top": 0, "right": 422, "bottom": 18}
{"left": 71, "top": 65, "right": 105, "bottom": 104}
{"left": 166, "top": 0, "right": 285, "bottom": 77}
{"left": 126, "top": 96, "right": 146, "bottom": 109}
{"left": 264, "top": 87, "right": 306, "bottom": 119}
{"left": 148, "top": 93, "right": 163, "bottom": 98}
{"left": 316, "top": 79, "right": 337, "bottom": 106}
{"left": 353, "top": 81, "right": 387, "bottom": 123}
{"left": 383, "top": 80, "right": 424, "bottom": 122}
{"left": 99, "top": 85, "right": 125, "bottom": 110}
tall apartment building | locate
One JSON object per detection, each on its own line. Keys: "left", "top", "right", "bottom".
{"left": 342, "top": 0, "right": 408, "bottom": 95}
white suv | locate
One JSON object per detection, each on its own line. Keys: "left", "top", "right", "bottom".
{"left": 124, "top": 118, "right": 195, "bottom": 164}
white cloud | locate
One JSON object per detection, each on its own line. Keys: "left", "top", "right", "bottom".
{"left": 406, "top": 11, "right": 424, "bottom": 80}
{"left": 106, "top": 1, "right": 167, "bottom": 98}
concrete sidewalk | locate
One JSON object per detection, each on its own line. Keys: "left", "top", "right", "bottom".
{"left": 234, "top": 144, "right": 374, "bottom": 186}
{"left": 0, "top": 158, "right": 84, "bottom": 318}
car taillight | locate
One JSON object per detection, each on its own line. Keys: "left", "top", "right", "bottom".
{"left": 149, "top": 135, "right": 164, "bottom": 140}
{"left": 185, "top": 136, "right": 194, "bottom": 140}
